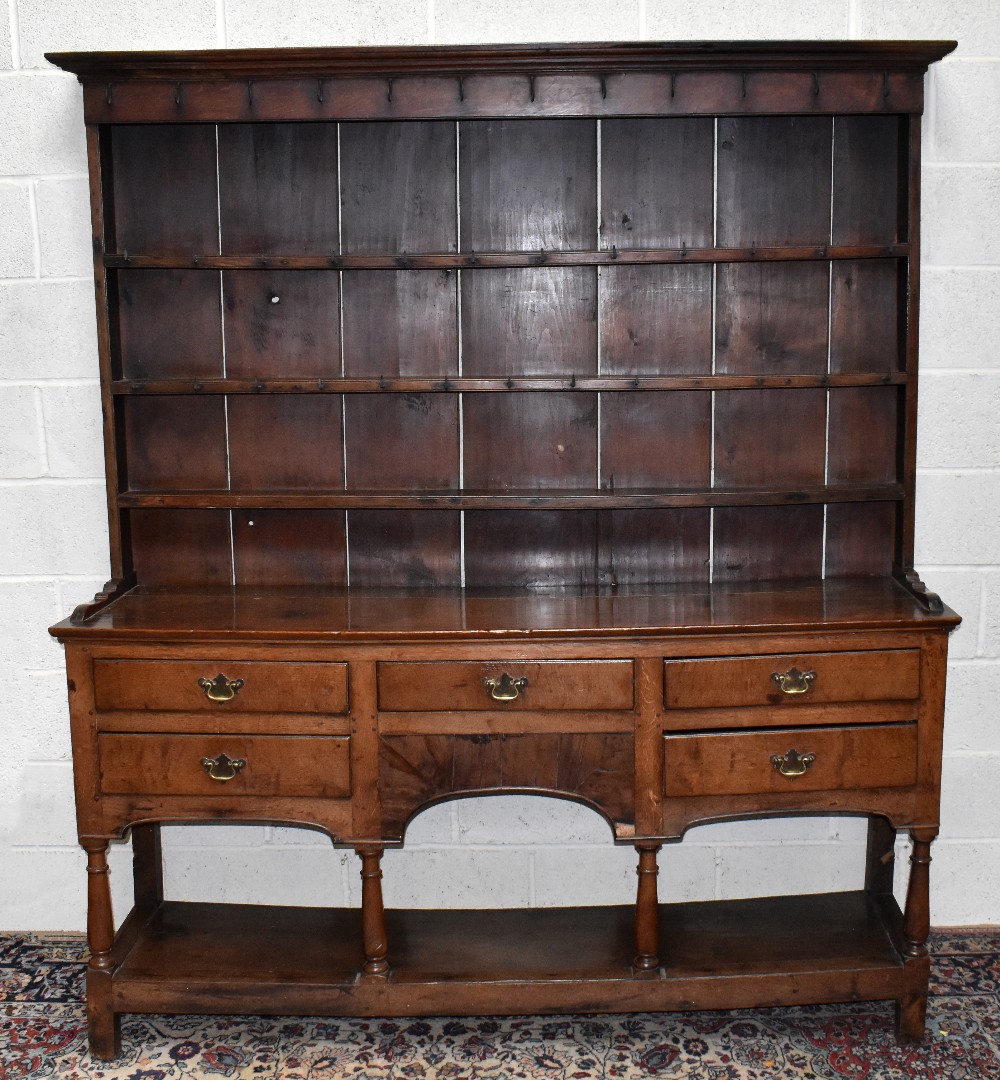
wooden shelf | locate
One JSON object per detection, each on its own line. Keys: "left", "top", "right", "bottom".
{"left": 111, "top": 372, "right": 908, "bottom": 395}
{"left": 117, "top": 483, "right": 905, "bottom": 511}
{"left": 111, "top": 892, "right": 906, "bottom": 1017}
{"left": 104, "top": 243, "right": 908, "bottom": 270}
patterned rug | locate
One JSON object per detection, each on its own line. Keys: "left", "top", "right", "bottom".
{"left": 3, "top": 930, "right": 999, "bottom": 1079}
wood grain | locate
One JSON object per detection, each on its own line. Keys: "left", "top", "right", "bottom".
{"left": 600, "top": 118, "right": 713, "bottom": 249}
{"left": 222, "top": 270, "right": 340, "bottom": 379}
{"left": 219, "top": 123, "right": 339, "bottom": 253}
{"left": 460, "top": 119, "right": 596, "bottom": 251}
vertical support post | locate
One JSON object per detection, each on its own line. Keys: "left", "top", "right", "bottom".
{"left": 357, "top": 846, "right": 389, "bottom": 975}
{"left": 897, "top": 826, "right": 937, "bottom": 1044}
{"left": 633, "top": 842, "right": 662, "bottom": 972}
{"left": 82, "top": 838, "right": 120, "bottom": 1060}
{"left": 864, "top": 815, "right": 897, "bottom": 895}
{"left": 131, "top": 823, "right": 163, "bottom": 909}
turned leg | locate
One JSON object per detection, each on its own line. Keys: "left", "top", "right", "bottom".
{"left": 131, "top": 823, "right": 163, "bottom": 908}
{"left": 357, "top": 846, "right": 389, "bottom": 975}
{"left": 82, "top": 839, "right": 121, "bottom": 1060}
{"left": 633, "top": 843, "right": 662, "bottom": 972}
{"left": 897, "top": 827, "right": 937, "bottom": 1044}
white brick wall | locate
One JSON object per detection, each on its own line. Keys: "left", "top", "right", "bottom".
{"left": 1, "top": 0, "right": 998, "bottom": 931}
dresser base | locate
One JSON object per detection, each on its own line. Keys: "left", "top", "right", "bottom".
{"left": 87, "top": 891, "right": 923, "bottom": 1059}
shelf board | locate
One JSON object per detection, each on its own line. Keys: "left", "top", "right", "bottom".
{"left": 117, "top": 483, "right": 905, "bottom": 511}
{"left": 110, "top": 892, "right": 905, "bottom": 1017}
{"left": 111, "top": 372, "right": 907, "bottom": 395}
{"left": 104, "top": 243, "right": 907, "bottom": 271}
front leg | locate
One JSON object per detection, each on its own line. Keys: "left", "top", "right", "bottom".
{"left": 896, "top": 827, "right": 937, "bottom": 1044}
{"left": 82, "top": 838, "right": 121, "bottom": 1060}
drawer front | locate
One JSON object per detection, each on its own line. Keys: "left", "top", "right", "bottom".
{"left": 93, "top": 660, "right": 349, "bottom": 715}
{"left": 98, "top": 734, "right": 351, "bottom": 798}
{"left": 664, "top": 725, "right": 917, "bottom": 798}
{"left": 377, "top": 660, "right": 634, "bottom": 712}
{"left": 664, "top": 650, "right": 920, "bottom": 710}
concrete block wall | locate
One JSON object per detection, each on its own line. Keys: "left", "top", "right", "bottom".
{"left": 1, "top": 0, "right": 997, "bottom": 930}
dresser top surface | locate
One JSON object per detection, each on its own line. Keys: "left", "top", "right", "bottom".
{"left": 51, "top": 579, "right": 959, "bottom": 643}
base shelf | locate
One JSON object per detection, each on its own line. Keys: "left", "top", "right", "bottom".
{"left": 110, "top": 891, "right": 907, "bottom": 1017}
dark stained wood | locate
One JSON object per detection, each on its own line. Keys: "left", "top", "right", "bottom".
{"left": 462, "top": 268, "right": 597, "bottom": 375}
{"left": 222, "top": 270, "right": 340, "bottom": 379}
{"left": 717, "top": 117, "right": 832, "bottom": 247}
{"left": 111, "top": 125, "right": 218, "bottom": 255}
{"left": 346, "top": 395, "right": 458, "bottom": 492}
{"left": 460, "top": 119, "right": 595, "bottom": 251}
{"left": 123, "top": 396, "right": 228, "bottom": 491}
{"left": 117, "top": 270, "right": 222, "bottom": 381}
{"left": 865, "top": 815, "right": 897, "bottom": 895}
{"left": 833, "top": 116, "right": 903, "bottom": 246}
{"left": 601, "top": 118, "right": 712, "bottom": 249}
{"left": 74, "top": 69, "right": 933, "bottom": 128}
{"left": 599, "top": 266, "right": 712, "bottom": 374}
{"left": 341, "top": 121, "right": 456, "bottom": 253}
{"left": 830, "top": 260, "right": 902, "bottom": 372}
{"left": 713, "top": 505, "right": 825, "bottom": 582}
{"left": 828, "top": 387, "right": 898, "bottom": 483}
{"left": 826, "top": 502, "right": 898, "bottom": 577}
{"left": 342, "top": 270, "right": 458, "bottom": 376}
{"left": 347, "top": 510, "right": 460, "bottom": 588}
{"left": 379, "top": 732, "right": 634, "bottom": 837}
{"left": 228, "top": 396, "right": 344, "bottom": 490}
{"left": 233, "top": 509, "right": 347, "bottom": 587}
{"left": 218, "top": 124, "right": 339, "bottom": 254}
{"left": 112, "top": 371, "right": 908, "bottom": 394}
{"left": 463, "top": 393, "right": 597, "bottom": 489}
{"left": 105, "top": 244, "right": 909, "bottom": 270}
{"left": 601, "top": 392, "right": 710, "bottom": 488}
{"left": 129, "top": 509, "right": 232, "bottom": 586}
{"left": 464, "top": 510, "right": 598, "bottom": 588}
{"left": 51, "top": 41, "right": 957, "bottom": 82}
{"left": 48, "top": 41, "right": 957, "bottom": 1059}
{"left": 602, "top": 509, "right": 711, "bottom": 586}
{"left": 130, "top": 824, "right": 163, "bottom": 908}
{"left": 114, "top": 483, "right": 907, "bottom": 510}
{"left": 715, "top": 263, "right": 829, "bottom": 375}
{"left": 714, "top": 390, "right": 826, "bottom": 487}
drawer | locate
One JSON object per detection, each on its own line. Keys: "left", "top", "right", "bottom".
{"left": 93, "top": 660, "right": 348, "bottom": 715}
{"left": 664, "top": 650, "right": 920, "bottom": 710}
{"left": 98, "top": 734, "right": 351, "bottom": 798}
{"left": 377, "top": 660, "right": 634, "bottom": 712}
{"left": 664, "top": 724, "right": 917, "bottom": 798}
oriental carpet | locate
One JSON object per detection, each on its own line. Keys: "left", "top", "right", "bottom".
{"left": 2, "top": 930, "right": 999, "bottom": 1078}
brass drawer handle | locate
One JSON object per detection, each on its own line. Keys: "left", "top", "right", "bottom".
{"left": 198, "top": 674, "right": 245, "bottom": 702}
{"left": 201, "top": 753, "right": 246, "bottom": 782}
{"left": 483, "top": 673, "right": 528, "bottom": 702}
{"left": 771, "top": 667, "right": 816, "bottom": 695}
{"left": 770, "top": 749, "right": 816, "bottom": 778}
